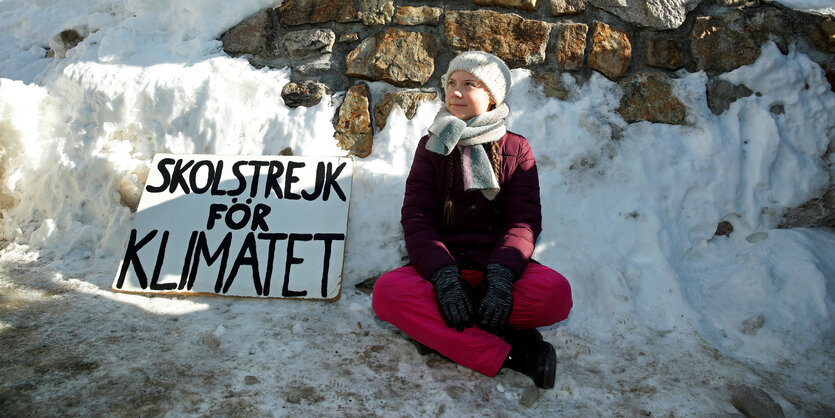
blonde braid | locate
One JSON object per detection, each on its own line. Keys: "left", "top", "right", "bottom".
{"left": 442, "top": 156, "right": 455, "bottom": 228}
{"left": 490, "top": 141, "right": 501, "bottom": 184}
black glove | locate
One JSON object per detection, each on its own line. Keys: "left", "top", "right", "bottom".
{"left": 478, "top": 263, "right": 515, "bottom": 330}
{"left": 428, "top": 265, "right": 474, "bottom": 332}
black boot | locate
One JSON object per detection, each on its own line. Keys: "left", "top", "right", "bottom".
{"left": 502, "top": 329, "right": 557, "bottom": 389}
{"left": 412, "top": 339, "right": 437, "bottom": 356}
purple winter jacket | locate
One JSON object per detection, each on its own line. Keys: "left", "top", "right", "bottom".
{"left": 401, "top": 131, "right": 542, "bottom": 280}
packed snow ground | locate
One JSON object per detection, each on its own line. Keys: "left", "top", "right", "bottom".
{"left": 0, "top": 0, "right": 834, "bottom": 416}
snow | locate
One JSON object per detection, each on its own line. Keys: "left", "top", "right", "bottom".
{"left": 0, "top": 0, "right": 833, "bottom": 416}
{"left": 773, "top": 0, "right": 835, "bottom": 17}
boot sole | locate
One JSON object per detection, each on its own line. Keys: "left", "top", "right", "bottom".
{"left": 535, "top": 344, "right": 557, "bottom": 389}
{"left": 413, "top": 340, "right": 436, "bottom": 356}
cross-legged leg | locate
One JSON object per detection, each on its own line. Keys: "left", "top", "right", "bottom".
{"left": 372, "top": 264, "right": 572, "bottom": 377}
{"left": 372, "top": 266, "right": 510, "bottom": 376}
{"left": 506, "top": 263, "right": 573, "bottom": 329}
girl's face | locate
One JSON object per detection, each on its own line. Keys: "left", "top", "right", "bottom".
{"left": 445, "top": 71, "right": 495, "bottom": 121}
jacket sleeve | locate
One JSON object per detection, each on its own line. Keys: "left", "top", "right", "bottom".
{"left": 401, "top": 136, "right": 457, "bottom": 279}
{"left": 489, "top": 136, "right": 542, "bottom": 276}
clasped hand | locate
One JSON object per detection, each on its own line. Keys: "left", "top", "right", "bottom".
{"left": 429, "top": 263, "right": 515, "bottom": 332}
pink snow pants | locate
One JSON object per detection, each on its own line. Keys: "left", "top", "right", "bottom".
{"left": 372, "top": 263, "right": 572, "bottom": 377}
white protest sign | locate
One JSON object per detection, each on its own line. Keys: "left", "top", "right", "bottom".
{"left": 112, "top": 154, "right": 352, "bottom": 300}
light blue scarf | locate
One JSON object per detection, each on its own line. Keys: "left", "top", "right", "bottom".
{"left": 425, "top": 103, "right": 509, "bottom": 200}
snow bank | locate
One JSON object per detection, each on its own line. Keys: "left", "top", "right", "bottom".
{"left": 773, "top": 0, "right": 835, "bottom": 17}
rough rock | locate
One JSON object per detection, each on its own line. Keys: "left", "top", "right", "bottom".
{"left": 689, "top": 14, "right": 760, "bottom": 74}
{"left": 276, "top": 0, "right": 361, "bottom": 26}
{"left": 706, "top": 78, "right": 754, "bottom": 115}
{"left": 359, "top": 0, "right": 394, "bottom": 26}
{"left": 804, "top": 18, "right": 835, "bottom": 54}
{"left": 444, "top": 10, "right": 551, "bottom": 67}
{"left": 48, "top": 29, "right": 86, "bottom": 59}
{"left": 346, "top": 28, "right": 440, "bottom": 87}
{"left": 339, "top": 32, "right": 359, "bottom": 43}
{"left": 714, "top": 0, "right": 756, "bottom": 6}
{"left": 334, "top": 83, "right": 374, "bottom": 158}
{"left": 354, "top": 276, "right": 378, "bottom": 295}
{"left": 292, "top": 54, "right": 335, "bottom": 76}
{"left": 778, "top": 188, "right": 835, "bottom": 228}
{"left": 474, "top": 0, "right": 541, "bottom": 12}
{"left": 220, "top": 8, "right": 277, "bottom": 56}
{"left": 713, "top": 220, "right": 734, "bottom": 237}
{"left": 821, "top": 19, "right": 835, "bottom": 52}
{"left": 730, "top": 384, "right": 785, "bottom": 418}
{"left": 587, "top": 0, "right": 699, "bottom": 30}
{"left": 519, "top": 385, "right": 542, "bottom": 407}
{"left": 283, "top": 29, "right": 336, "bottom": 59}
{"left": 394, "top": 6, "right": 441, "bottom": 26}
{"left": 204, "top": 330, "right": 221, "bottom": 351}
{"left": 373, "top": 91, "right": 437, "bottom": 131}
{"left": 739, "top": 314, "right": 765, "bottom": 335}
{"left": 58, "top": 29, "right": 84, "bottom": 50}
{"left": 588, "top": 22, "right": 632, "bottom": 80}
{"left": 689, "top": 9, "right": 790, "bottom": 74}
{"left": 281, "top": 81, "right": 330, "bottom": 108}
{"left": 535, "top": 72, "right": 570, "bottom": 100}
{"left": 551, "top": 0, "right": 585, "bottom": 16}
{"left": 616, "top": 72, "right": 687, "bottom": 124}
{"left": 646, "top": 37, "right": 683, "bottom": 70}
{"left": 112, "top": 152, "right": 149, "bottom": 212}
{"left": 117, "top": 174, "right": 144, "bottom": 212}
{"left": 554, "top": 23, "right": 588, "bottom": 71}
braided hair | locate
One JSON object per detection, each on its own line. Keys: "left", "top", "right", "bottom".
{"left": 490, "top": 141, "right": 501, "bottom": 182}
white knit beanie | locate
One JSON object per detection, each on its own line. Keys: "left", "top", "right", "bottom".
{"left": 442, "top": 51, "right": 512, "bottom": 105}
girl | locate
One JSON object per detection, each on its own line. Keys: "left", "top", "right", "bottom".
{"left": 372, "top": 51, "right": 573, "bottom": 388}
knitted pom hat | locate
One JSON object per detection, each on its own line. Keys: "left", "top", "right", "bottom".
{"left": 442, "top": 51, "right": 512, "bottom": 105}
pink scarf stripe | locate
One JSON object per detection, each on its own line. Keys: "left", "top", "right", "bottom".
{"left": 460, "top": 146, "right": 474, "bottom": 190}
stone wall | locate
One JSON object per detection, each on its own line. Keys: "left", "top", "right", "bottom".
{"left": 220, "top": 0, "right": 835, "bottom": 227}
